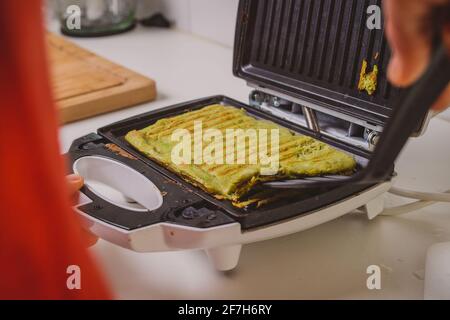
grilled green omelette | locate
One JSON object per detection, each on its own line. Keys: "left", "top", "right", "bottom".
{"left": 125, "top": 104, "right": 356, "bottom": 204}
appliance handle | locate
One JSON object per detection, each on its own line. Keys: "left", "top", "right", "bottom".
{"left": 72, "top": 155, "right": 164, "bottom": 214}
{"left": 73, "top": 184, "right": 146, "bottom": 224}
{"left": 364, "top": 42, "right": 450, "bottom": 182}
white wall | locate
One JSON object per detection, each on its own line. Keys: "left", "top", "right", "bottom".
{"left": 182, "top": 0, "right": 239, "bottom": 47}
{"left": 140, "top": 0, "right": 239, "bottom": 47}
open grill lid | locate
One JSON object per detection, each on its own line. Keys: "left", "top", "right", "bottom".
{"left": 233, "top": 0, "right": 450, "bottom": 186}
{"left": 233, "top": 0, "right": 405, "bottom": 129}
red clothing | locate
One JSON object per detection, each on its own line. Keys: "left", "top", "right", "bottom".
{"left": 0, "top": 0, "right": 110, "bottom": 299}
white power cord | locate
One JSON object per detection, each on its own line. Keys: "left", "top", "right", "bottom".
{"left": 381, "top": 187, "right": 450, "bottom": 216}
{"left": 389, "top": 186, "right": 450, "bottom": 202}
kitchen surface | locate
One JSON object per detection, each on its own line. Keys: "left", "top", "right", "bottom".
{"left": 54, "top": 22, "right": 450, "bottom": 299}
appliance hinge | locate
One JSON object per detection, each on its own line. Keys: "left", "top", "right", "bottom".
{"left": 249, "top": 89, "right": 382, "bottom": 151}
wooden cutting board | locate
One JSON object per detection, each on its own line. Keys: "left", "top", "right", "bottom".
{"left": 47, "top": 33, "right": 156, "bottom": 124}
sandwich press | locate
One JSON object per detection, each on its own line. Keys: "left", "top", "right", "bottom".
{"left": 67, "top": 0, "right": 450, "bottom": 271}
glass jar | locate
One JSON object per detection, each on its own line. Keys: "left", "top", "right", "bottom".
{"left": 57, "top": 0, "right": 137, "bottom": 37}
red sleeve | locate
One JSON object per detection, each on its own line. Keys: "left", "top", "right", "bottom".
{"left": 0, "top": 0, "right": 111, "bottom": 299}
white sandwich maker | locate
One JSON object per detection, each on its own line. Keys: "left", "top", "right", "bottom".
{"left": 67, "top": 0, "right": 449, "bottom": 271}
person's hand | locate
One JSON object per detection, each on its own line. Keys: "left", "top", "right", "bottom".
{"left": 66, "top": 174, "right": 99, "bottom": 247}
{"left": 384, "top": 0, "right": 450, "bottom": 110}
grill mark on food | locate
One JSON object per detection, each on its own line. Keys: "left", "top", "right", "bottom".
{"left": 146, "top": 109, "right": 242, "bottom": 138}
{"left": 201, "top": 136, "right": 315, "bottom": 174}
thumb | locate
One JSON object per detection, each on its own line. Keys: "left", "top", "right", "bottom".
{"left": 384, "top": 0, "right": 433, "bottom": 87}
{"left": 66, "top": 174, "right": 84, "bottom": 196}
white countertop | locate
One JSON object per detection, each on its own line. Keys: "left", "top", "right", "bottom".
{"left": 57, "top": 26, "right": 450, "bottom": 300}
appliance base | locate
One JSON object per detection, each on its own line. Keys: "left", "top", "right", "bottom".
{"left": 76, "top": 183, "right": 390, "bottom": 271}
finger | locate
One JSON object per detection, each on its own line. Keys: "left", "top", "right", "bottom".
{"left": 384, "top": 0, "right": 434, "bottom": 87}
{"left": 432, "top": 23, "right": 450, "bottom": 110}
{"left": 66, "top": 174, "right": 84, "bottom": 195}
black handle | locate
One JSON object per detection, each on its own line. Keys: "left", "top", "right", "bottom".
{"left": 365, "top": 43, "right": 450, "bottom": 182}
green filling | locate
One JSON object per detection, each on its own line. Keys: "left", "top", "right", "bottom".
{"left": 358, "top": 60, "right": 378, "bottom": 95}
